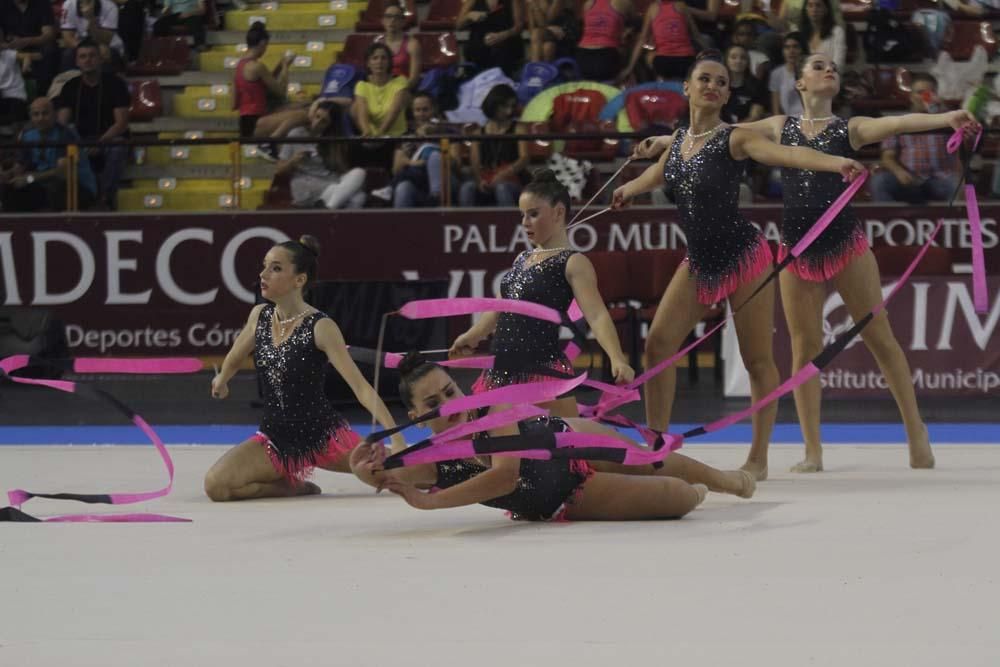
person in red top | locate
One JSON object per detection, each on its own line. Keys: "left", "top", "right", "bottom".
{"left": 380, "top": 3, "right": 421, "bottom": 90}
{"left": 575, "top": 0, "right": 632, "bottom": 82}
{"left": 619, "top": 0, "right": 701, "bottom": 83}
{"left": 233, "top": 21, "right": 294, "bottom": 137}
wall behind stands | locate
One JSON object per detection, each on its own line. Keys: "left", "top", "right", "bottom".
{"left": 0, "top": 206, "right": 998, "bottom": 359}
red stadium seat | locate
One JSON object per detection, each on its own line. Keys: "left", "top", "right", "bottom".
{"left": 942, "top": 20, "right": 998, "bottom": 60}
{"left": 128, "top": 37, "right": 190, "bottom": 76}
{"left": 128, "top": 80, "right": 162, "bottom": 122}
{"left": 356, "top": 0, "right": 418, "bottom": 32}
{"left": 551, "top": 89, "right": 618, "bottom": 160}
{"left": 417, "top": 32, "right": 460, "bottom": 70}
{"left": 337, "top": 33, "right": 378, "bottom": 68}
{"left": 420, "top": 0, "right": 463, "bottom": 31}
{"left": 849, "top": 67, "right": 911, "bottom": 114}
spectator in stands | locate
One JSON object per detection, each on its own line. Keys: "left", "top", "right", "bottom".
{"left": 619, "top": 0, "right": 702, "bottom": 83}
{"left": 769, "top": 32, "right": 806, "bottom": 116}
{"left": 729, "top": 18, "right": 769, "bottom": 76}
{"left": 723, "top": 44, "right": 766, "bottom": 123}
{"left": 386, "top": 92, "right": 460, "bottom": 207}
{"left": 0, "top": 0, "right": 59, "bottom": 95}
{"left": 459, "top": 83, "right": 528, "bottom": 207}
{"left": 276, "top": 101, "right": 367, "bottom": 209}
{"left": 576, "top": 0, "right": 633, "bottom": 82}
{"left": 0, "top": 97, "right": 97, "bottom": 211}
{"left": 233, "top": 21, "right": 294, "bottom": 137}
{"left": 153, "top": 0, "right": 207, "bottom": 51}
{"left": 870, "top": 74, "right": 960, "bottom": 204}
{"left": 351, "top": 42, "right": 410, "bottom": 168}
{"left": 527, "top": 0, "right": 580, "bottom": 62}
{"left": 799, "top": 0, "right": 845, "bottom": 69}
{"left": 54, "top": 39, "right": 129, "bottom": 208}
{"left": 380, "top": 2, "right": 421, "bottom": 90}
{"left": 458, "top": 0, "right": 525, "bottom": 78}
{"left": 684, "top": 0, "right": 721, "bottom": 47}
{"left": 59, "top": 0, "right": 126, "bottom": 69}
{"left": 0, "top": 27, "right": 29, "bottom": 123}
{"left": 771, "top": 0, "right": 842, "bottom": 32}
{"left": 117, "top": 0, "right": 147, "bottom": 64}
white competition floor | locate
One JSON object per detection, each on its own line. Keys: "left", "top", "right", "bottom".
{"left": 2, "top": 443, "right": 999, "bottom": 667}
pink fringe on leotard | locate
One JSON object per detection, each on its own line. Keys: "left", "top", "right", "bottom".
{"left": 777, "top": 229, "right": 869, "bottom": 283}
{"left": 693, "top": 236, "right": 774, "bottom": 305}
{"left": 252, "top": 426, "right": 362, "bottom": 485}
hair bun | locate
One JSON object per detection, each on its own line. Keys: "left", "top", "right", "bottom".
{"left": 530, "top": 168, "right": 559, "bottom": 185}
{"left": 397, "top": 351, "right": 428, "bottom": 378}
{"left": 299, "top": 234, "right": 320, "bottom": 257}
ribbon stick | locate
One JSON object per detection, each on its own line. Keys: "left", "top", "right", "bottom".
{"left": 0, "top": 355, "right": 193, "bottom": 523}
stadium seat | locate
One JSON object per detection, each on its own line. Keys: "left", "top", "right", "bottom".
{"left": 417, "top": 32, "right": 460, "bottom": 70}
{"left": 420, "top": 0, "right": 462, "bottom": 31}
{"left": 849, "top": 67, "right": 911, "bottom": 114}
{"left": 337, "top": 33, "right": 378, "bottom": 68}
{"left": 357, "top": 0, "right": 418, "bottom": 31}
{"left": 624, "top": 89, "right": 687, "bottom": 131}
{"left": 551, "top": 89, "right": 619, "bottom": 160}
{"left": 128, "top": 37, "right": 191, "bottom": 76}
{"left": 128, "top": 80, "right": 163, "bottom": 122}
{"left": 942, "top": 20, "right": 998, "bottom": 60}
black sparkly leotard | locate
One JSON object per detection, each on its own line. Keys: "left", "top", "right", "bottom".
{"left": 476, "top": 249, "right": 577, "bottom": 391}
{"left": 779, "top": 116, "right": 868, "bottom": 281}
{"left": 433, "top": 415, "right": 593, "bottom": 521}
{"left": 663, "top": 126, "right": 772, "bottom": 304}
{"left": 253, "top": 305, "right": 357, "bottom": 480}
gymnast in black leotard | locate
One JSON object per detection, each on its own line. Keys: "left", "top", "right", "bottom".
{"left": 615, "top": 53, "right": 863, "bottom": 480}
{"left": 349, "top": 352, "right": 757, "bottom": 522}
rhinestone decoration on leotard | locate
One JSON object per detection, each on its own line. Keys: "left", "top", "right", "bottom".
{"left": 253, "top": 304, "right": 351, "bottom": 475}
{"left": 663, "top": 126, "right": 772, "bottom": 304}
{"left": 779, "top": 116, "right": 868, "bottom": 281}
{"left": 480, "top": 249, "right": 577, "bottom": 389}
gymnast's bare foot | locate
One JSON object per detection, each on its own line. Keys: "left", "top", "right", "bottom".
{"left": 790, "top": 458, "right": 823, "bottom": 473}
{"left": 740, "top": 460, "right": 768, "bottom": 481}
{"left": 909, "top": 424, "right": 935, "bottom": 469}
{"left": 692, "top": 484, "right": 708, "bottom": 506}
{"left": 729, "top": 469, "right": 756, "bottom": 499}
{"left": 296, "top": 481, "right": 322, "bottom": 495}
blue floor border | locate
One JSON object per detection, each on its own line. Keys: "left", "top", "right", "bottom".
{"left": 0, "top": 423, "right": 998, "bottom": 445}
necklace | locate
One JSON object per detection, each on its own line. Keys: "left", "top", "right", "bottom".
{"left": 683, "top": 123, "right": 723, "bottom": 158}
{"left": 275, "top": 308, "right": 309, "bottom": 338}
{"left": 802, "top": 114, "right": 835, "bottom": 132}
{"left": 528, "top": 246, "right": 570, "bottom": 254}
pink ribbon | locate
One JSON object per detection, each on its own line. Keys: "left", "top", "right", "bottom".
{"left": 1, "top": 355, "right": 193, "bottom": 523}
{"left": 947, "top": 125, "right": 988, "bottom": 314}
{"left": 399, "top": 298, "right": 564, "bottom": 324}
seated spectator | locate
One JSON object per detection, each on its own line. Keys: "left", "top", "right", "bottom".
{"left": 59, "top": 0, "right": 126, "bottom": 70}
{"left": 769, "top": 32, "right": 806, "bottom": 116}
{"left": 723, "top": 44, "right": 766, "bottom": 123}
{"left": 528, "top": 0, "right": 580, "bottom": 62}
{"left": 772, "top": 0, "right": 842, "bottom": 32}
{"left": 459, "top": 83, "right": 529, "bottom": 207}
{"left": 387, "top": 92, "right": 460, "bottom": 207}
{"left": 117, "top": 0, "right": 147, "bottom": 64}
{"left": 576, "top": 0, "right": 633, "bottom": 82}
{"left": 729, "top": 18, "right": 769, "bottom": 75}
{"left": 619, "top": 0, "right": 702, "bottom": 84}
{"left": 458, "top": 0, "right": 525, "bottom": 78}
{"left": 253, "top": 95, "right": 353, "bottom": 155}
{"left": 871, "top": 74, "right": 960, "bottom": 204}
{"left": 233, "top": 22, "right": 294, "bottom": 137}
{"left": 799, "top": 0, "right": 845, "bottom": 70}
{"left": 153, "top": 0, "right": 207, "bottom": 51}
{"left": 0, "top": 0, "right": 59, "bottom": 95}
{"left": 276, "top": 101, "right": 367, "bottom": 209}
{"left": 350, "top": 42, "right": 410, "bottom": 168}
{"left": 684, "top": 0, "right": 722, "bottom": 48}
{"left": 54, "top": 39, "right": 129, "bottom": 208}
{"left": 380, "top": 3, "right": 421, "bottom": 90}
{"left": 0, "top": 97, "right": 97, "bottom": 211}
{"left": 0, "top": 27, "right": 29, "bottom": 123}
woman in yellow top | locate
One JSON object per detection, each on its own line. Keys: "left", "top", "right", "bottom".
{"left": 351, "top": 42, "right": 411, "bottom": 169}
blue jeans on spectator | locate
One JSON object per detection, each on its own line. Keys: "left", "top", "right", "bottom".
{"left": 869, "top": 169, "right": 959, "bottom": 204}
{"left": 393, "top": 151, "right": 455, "bottom": 207}
{"left": 459, "top": 179, "right": 521, "bottom": 206}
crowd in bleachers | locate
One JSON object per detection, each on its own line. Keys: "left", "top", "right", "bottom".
{"left": 1, "top": 0, "right": 1000, "bottom": 212}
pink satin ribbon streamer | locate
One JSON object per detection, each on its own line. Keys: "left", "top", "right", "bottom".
{"left": 1, "top": 355, "right": 192, "bottom": 523}
{"left": 947, "top": 125, "right": 988, "bottom": 314}
{"left": 400, "top": 297, "right": 564, "bottom": 324}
